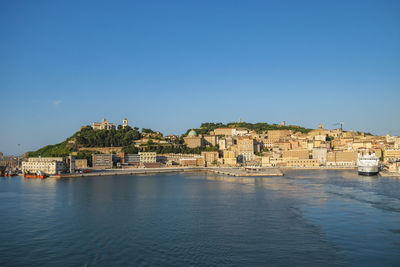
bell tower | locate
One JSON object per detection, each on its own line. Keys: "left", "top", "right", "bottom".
{"left": 122, "top": 118, "right": 128, "bottom": 128}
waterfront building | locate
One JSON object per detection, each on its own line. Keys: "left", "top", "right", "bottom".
{"left": 66, "top": 156, "right": 76, "bottom": 173}
{"left": 92, "top": 118, "right": 116, "bottom": 130}
{"left": 326, "top": 150, "right": 357, "bottom": 166}
{"left": 282, "top": 149, "right": 309, "bottom": 160}
{"left": 0, "top": 155, "right": 20, "bottom": 169}
{"left": 201, "top": 151, "right": 219, "bottom": 166}
{"left": 139, "top": 152, "right": 157, "bottom": 163}
{"left": 75, "top": 159, "right": 88, "bottom": 170}
{"left": 124, "top": 154, "right": 140, "bottom": 165}
{"left": 261, "top": 156, "right": 272, "bottom": 167}
{"left": 22, "top": 157, "right": 66, "bottom": 175}
{"left": 179, "top": 158, "right": 197, "bottom": 166}
{"left": 312, "top": 148, "right": 327, "bottom": 165}
{"left": 179, "top": 157, "right": 205, "bottom": 166}
{"left": 286, "top": 159, "right": 319, "bottom": 167}
{"left": 92, "top": 154, "right": 113, "bottom": 169}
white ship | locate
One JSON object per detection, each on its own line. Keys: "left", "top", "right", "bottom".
{"left": 357, "top": 152, "right": 379, "bottom": 176}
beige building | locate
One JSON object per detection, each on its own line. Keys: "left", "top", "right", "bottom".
{"left": 326, "top": 150, "right": 357, "bottom": 166}
{"left": 237, "top": 136, "right": 255, "bottom": 162}
{"left": 261, "top": 156, "right": 272, "bottom": 167}
{"left": 139, "top": 152, "right": 157, "bottom": 163}
{"left": 312, "top": 148, "right": 327, "bottom": 164}
{"left": 201, "top": 151, "right": 219, "bottom": 165}
{"left": 223, "top": 158, "right": 237, "bottom": 166}
{"left": 92, "top": 118, "right": 116, "bottom": 130}
{"left": 286, "top": 159, "right": 319, "bottom": 167}
{"left": 22, "top": 157, "right": 66, "bottom": 175}
{"left": 223, "top": 150, "right": 236, "bottom": 159}
{"left": 218, "top": 139, "right": 227, "bottom": 150}
{"left": 282, "top": 149, "right": 309, "bottom": 160}
{"left": 184, "top": 129, "right": 203, "bottom": 148}
{"left": 267, "top": 130, "right": 291, "bottom": 142}
{"left": 203, "top": 135, "right": 217, "bottom": 146}
{"left": 388, "top": 162, "right": 400, "bottom": 173}
{"left": 75, "top": 159, "right": 88, "bottom": 170}
{"left": 384, "top": 149, "right": 400, "bottom": 162}
{"left": 214, "top": 128, "right": 234, "bottom": 136}
{"left": 179, "top": 157, "right": 205, "bottom": 166}
{"left": 308, "top": 124, "right": 330, "bottom": 138}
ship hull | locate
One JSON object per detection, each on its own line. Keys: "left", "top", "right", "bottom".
{"left": 358, "top": 171, "right": 379, "bottom": 176}
{"left": 24, "top": 174, "right": 47, "bottom": 179}
{"left": 358, "top": 165, "right": 379, "bottom": 176}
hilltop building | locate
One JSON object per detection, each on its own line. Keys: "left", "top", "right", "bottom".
{"left": 92, "top": 118, "right": 116, "bottom": 130}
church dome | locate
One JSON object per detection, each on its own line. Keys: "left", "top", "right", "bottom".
{"left": 188, "top": 129, "right": 197, "bottom": 136}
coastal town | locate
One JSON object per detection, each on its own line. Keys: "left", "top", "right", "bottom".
{"left": 1, "top": 118, "right": 400, "bottom": 178}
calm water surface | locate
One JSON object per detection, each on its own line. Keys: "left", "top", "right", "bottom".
{"left": 0, "top": 170, "right": 399, "bottom": 266}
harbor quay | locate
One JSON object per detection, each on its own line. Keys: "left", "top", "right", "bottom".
{"left": 50, "top": 167, "right": 284, "bottom": 178}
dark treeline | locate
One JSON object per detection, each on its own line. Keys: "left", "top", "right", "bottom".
{"left": 184, "top": 122, "right": 313, "bottom": 136}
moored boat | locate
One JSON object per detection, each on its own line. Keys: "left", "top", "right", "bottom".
{"left": 357, "top": 151, "right": 379, "bottom": 176}
{"left": 24, "top": 171, "right": 48, "bottom": 179}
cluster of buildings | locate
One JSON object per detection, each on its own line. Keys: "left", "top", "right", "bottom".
{"left": 91, "top": 122, "right": 400, "bottom": 171}
{"left": 181, "top": 123, "right": 400, "bottom": 170}
{"left": 20, "top": 156, "right": 88, "bottom": 175}
{"left": 0, "top": 152, "right": 20, "bottom": 170}
{"left": 91, "top": 118, "right": 128, "bottom": 130}
{"left": 11, "top": 120, "right": 400, "bottom": 175}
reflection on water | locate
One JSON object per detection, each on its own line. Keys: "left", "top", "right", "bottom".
{"left": 0, "top": 171, "right": 399, "bottom": 266}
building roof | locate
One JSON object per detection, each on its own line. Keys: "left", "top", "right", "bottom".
{"left": 188, "top": 129, "right": 197, "bottom": 136}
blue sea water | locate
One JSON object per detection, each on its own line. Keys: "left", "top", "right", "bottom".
{"left": 0, "top": 170, "right": 399, "bottom": 266}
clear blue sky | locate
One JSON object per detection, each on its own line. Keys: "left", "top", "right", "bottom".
{"left": 1, "top": 0, "right": 399, "bottom": 155}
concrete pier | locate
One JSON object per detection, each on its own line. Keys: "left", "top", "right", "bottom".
{"left": 379, "top": 171, "right": 400, "bottom": 178}
{"left": 207, "top": 167, "right": 283, "bottom": 177}
{"left": 50, "top": 167, "right": 283, "bottom": 178}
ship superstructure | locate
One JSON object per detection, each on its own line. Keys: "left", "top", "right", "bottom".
{"left": 357, "top": 151, "right": 379, "bottom": 176}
